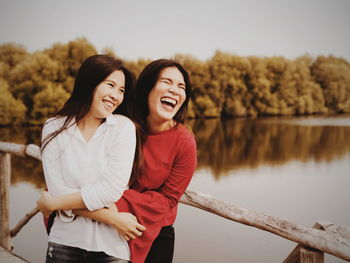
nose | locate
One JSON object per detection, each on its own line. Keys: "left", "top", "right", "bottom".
{"left": 110, "top": 93, "right": 117, "bottom": 100}
{"left": 109, "top": 91, "right": 120, "bottom": 101}
{"left": 169, "top": 85, "right": 180, "bottom": 95}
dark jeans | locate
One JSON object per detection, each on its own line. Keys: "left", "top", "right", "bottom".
{"left": 145, "top": 225, "right": 175, "bottom": 263}
{"left": 46, "top": 242, "right": 128, "bottom": 263}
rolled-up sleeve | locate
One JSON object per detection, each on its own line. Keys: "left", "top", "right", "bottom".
{"left": 42, "top": 120, "right": 79, "bottom": 196}
{"left": 42, "top": 120, "right": 79, "bottom": 221}
{"left": 81, "top": 120, "right": 136, "bottom": 211}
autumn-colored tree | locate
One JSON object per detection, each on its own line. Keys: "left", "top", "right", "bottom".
{"left": 278, "top": 56, "right": 327, "bottom": 115}
{"left": 30, "top": 84, "right": 70, "bottom": 125}
{"left": 174, "top": 54, "right": 216, "bottom": 117}
{"left": 1, "top": 38, "right": 350, "bottom": 125}
{"left": 0, "top": 78, "right": 26, "bottom": 125}
{"left": 0, "top": 43, "right": 29, "bottom": 69}
{"left": 209, "top": 51, "right": 252, "bottom": 117}
{"left": 44, "top": 37, "right": 97, "bottom": 93}
{"left": 125, "top": 58, "right": 152, "bottom": 78}
{"left": 311, "top": 56, "right": 350, "bottom": 113}
{"left": 8, "top": 51, "right": 61, "bottom": 115}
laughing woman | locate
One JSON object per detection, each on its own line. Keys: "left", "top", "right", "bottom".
{"left": 74, "top": 59, "right": 197, "bottom": 263}
{"left": 36, "top": 55, "right": 145, "bottom": 262}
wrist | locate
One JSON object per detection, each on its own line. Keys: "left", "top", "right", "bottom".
{"left": 109, "top": 212, "right": 121, "bottom": 227}
{"left": 50, "top": 196, "right": 61, "bottom": 211}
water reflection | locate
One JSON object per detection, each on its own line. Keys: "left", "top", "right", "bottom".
{"left": 188, "top": 118, "right": 350, "bottom": 178}
{"left": 1, "top": 117, "right": 350, "bottom": 186}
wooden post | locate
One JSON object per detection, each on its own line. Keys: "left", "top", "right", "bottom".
{"left": 284, "top": 244, "right": 324, "bottom": 263}
{"left": 0, "top": 153, "right": 12, "bottom": 251}
{"left": 284, "top": 223, "right": 326, "bottom": 263}
{"left": 300, "top": 247, "right": 324, "bottom": 263}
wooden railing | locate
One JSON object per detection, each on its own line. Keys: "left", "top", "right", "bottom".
{"left": 0, "top": 141, "right": 349, "bottom": 263}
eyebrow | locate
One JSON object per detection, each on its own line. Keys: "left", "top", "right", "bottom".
{"left": 105, "top": 79, "right": 116, "bottom": 85}
{"left": 105, "top": 79, "right": 125, "bottom": 89}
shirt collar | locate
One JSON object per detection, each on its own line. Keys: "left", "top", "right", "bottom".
{"left": 105, "top": 114, "right": 118, "bottom": 126}
{"left": 65, "top": 114, "right": 117, "bottom": 138}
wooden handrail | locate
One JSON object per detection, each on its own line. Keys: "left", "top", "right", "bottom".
{"left": 1, "top": 141, "right": 350, "bottom": 262}
{"left": 179, "top": 191, "right": 350, "bottom": 261}
{"left": 0, "top": 142, "right": 41, "bottom": 161}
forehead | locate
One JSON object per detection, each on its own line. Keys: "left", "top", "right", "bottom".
{"left": 158, "top": 66, "right": 185, "bottom": 83}
{"left": 105, "top": 70, "right": 125, "bottom": 84}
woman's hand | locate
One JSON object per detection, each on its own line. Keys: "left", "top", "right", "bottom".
{"left": 112, "top": 212, "right": 146, "bottom": 241}
{"left": 36, "top": 191, "right": 56, "bottom": 217}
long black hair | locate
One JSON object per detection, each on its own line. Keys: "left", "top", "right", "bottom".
{"left": 41, "top": 54, "right": 140, "bottom": 185}
{"left": 129, "top": 59, "right": 192, "bottom": 134}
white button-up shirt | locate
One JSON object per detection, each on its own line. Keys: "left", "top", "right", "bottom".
{"left": 41, "top": 114, "right": 135, "bottom": 260}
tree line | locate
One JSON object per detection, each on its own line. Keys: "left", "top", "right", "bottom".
{"left": 1, "top": 37, "right": 349, "bottom": 125}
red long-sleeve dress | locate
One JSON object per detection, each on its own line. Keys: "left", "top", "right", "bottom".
{"left": 116, "top": 123, "right": 197, "bottom": 263}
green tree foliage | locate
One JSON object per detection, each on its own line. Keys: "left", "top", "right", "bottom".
{"left": 31, "top": 84, "right": 70, "bottom": 125}
{"left": 0, "top": 78, "right": 26, "bottom": 125}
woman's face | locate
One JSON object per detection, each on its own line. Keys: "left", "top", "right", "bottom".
{"left": 147, "top": 66, "right": 186, "bottom": 125}
{"left": 88, "top": 70, "right": 125, "bottom": 119}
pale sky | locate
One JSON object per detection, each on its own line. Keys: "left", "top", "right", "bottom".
{"left": 0, "top": 0, "right": 349, "bottom": 61}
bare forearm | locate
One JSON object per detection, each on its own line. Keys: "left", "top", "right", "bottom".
{"left": 74, "top": 208, "right": 115, "bottom": 225}
{"left": 52, "top": 192, "right": 86, "bottom": 210}
{"left": 74, "top": 208, "right": 146, "bottom": 241}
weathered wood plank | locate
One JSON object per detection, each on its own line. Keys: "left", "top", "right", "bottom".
{"left": 284, "top": 222, "right": 325, "bottom": 263}
{"left": 0, "top": 142, "right": 41, "bottom": 161}
{"left": 179, "top": 191, "right": 350, "bottom": 262}
{"left": 10, "top": 207, "right": 40, "bottom": 238}
{"left": 0, "top": 246, "right": 29, "bottom": 262}
{"left": 0, "top": 142, "right": 26, "bottom": 157}
{"left": 26, "top": 144, "right": 41, "bottom": 161}
{"left": 0, "top": 153, "right": 11, "bottom": 251}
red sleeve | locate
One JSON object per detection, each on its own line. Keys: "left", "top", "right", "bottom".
{"left": 116, "top": 135, "right": 197, "bottom": 263}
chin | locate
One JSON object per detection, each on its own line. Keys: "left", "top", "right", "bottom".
{"left": 159, "top": 114, "right": 175, "bottom": 122}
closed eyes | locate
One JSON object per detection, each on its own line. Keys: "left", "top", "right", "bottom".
{"left": 160, "top": 78, "right": 186, "bottom": 90}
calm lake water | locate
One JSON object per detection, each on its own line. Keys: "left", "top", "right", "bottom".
{"left": 2, "top": 115, "right": 350, "bottom": 263}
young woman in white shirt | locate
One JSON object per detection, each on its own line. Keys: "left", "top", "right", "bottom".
{"left": 37, "top": 54, "right": 145, "bottom": 262}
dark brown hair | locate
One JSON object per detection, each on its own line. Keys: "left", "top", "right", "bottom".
{"left": 41, "top": 54, "right": 140, "bottom": 185}
{"left": 129, "top": 58, "right": 192, "bottom": 135}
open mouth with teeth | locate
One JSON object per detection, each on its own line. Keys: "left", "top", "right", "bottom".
{"left": 102, "top": 99, "right": 116, "bottom": 110}
{"left": 160, "top": 97, "right": 177, "bottom": 109}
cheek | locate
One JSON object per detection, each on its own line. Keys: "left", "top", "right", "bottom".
{"left": 179, "top": 91, "right": 187, "bottom": 106}
{"left": 148, "top": 91, "right": 158, "bottom": 109}
{"left": 119, "top": 93, "right": 125, "bottom": 103}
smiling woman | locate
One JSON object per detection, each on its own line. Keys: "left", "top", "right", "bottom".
{"left": 147, "top": 66, "right": 187, "bottom": 132}
{"left": 36, "top": 54, "right": 145, "bottom": 263}
{"left": 90, "top": 70, "right": 126, "bottom": 118}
